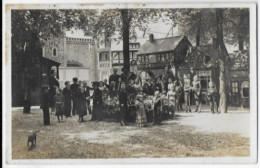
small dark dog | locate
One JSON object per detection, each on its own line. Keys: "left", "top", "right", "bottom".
{"left": 27, "top": 130, "right": 40, "bottom": 150}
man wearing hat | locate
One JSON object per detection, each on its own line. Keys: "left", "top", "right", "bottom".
{"left": 71, "top": 77, "right": 80, "bottom": 116}
{"left": 49, "top": 69, "right": 60, "bottom": 114}
{"left": 109, "top": 69, "right": 120, "bottom": 90}
{"left": 119, "top": 82, "right": 127, "bottom": 126}
{"left": 40, "top": 84, "right": 50, "bottom": 125}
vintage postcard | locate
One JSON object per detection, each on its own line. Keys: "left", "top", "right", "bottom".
{"left": 2, "top": 0, "right": 258, "bottom": 166}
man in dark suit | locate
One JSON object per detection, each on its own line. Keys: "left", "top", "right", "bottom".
{"left": 70, "top": 77, "right": 80, "bottom": 116}
{"left": 109, "top": 69, "right": 120, "bottom": 89}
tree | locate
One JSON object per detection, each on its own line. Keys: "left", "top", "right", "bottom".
{"left": 11, "top": 10, "right": 84, "bottom": 113}
{"left": 80, "top": 9, "right": 159, "bottom": 83}
{"left": 216, "top": 8, "right": 228, "bottom": 113}
{"left": 223, "top": 8, "right": 249, "bottom": 50}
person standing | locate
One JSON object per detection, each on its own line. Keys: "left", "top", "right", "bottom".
{"left": 49, "top": 69, "right": 60, "bottom": 114}
{"left": 135, "top": 94, "right": 147, "bottom": 127}
{"left": 192, "top": 75, "right": 202, "bottom": 112}
{"left": 63, "top": 81, "right": 72, "bottom": 117}
{"left": 184, "top": 79, "right": 192, "bottom": 112}
{"left": 207, "top": 81, "right": 219, "bottom": 114}
{"left": 54, "top": 88, "right": 64, "bottom": 122}
{"left": 163, "top": 65, "right": 175, "bottom": 93}
{"left": 153, "top": 91, "right": 162, "bottom": 125}
{"left": 109, "top": 69, "right": 120, "bottom": 89}
{"left": 104, "top": 79, "right": 109, "bottom": 89}
{"left": 155, "top": 76, "right": 164, "bottom": 93}
{"left": 119, "top": 82, "right": 127, "bottom": 126}
{"left": 40, "top": 85, "right": 50, "bottom": 126}
{"left": 78, "top": 86, "right": 87, "bottom": 122}
{"left": 167, "top": 85, "right": 176, "bottom": 117}
{"left": 109, "top": 81, "right": 118, "bottom": 99}
{"left": 87, "top": 83, "right": 103, "bottom": 121}
{"left": 83, "top": 81, "right": 93, "bottom": 115}
{"left": 175, "top": 81, "right": 183, "bottom": 111}
{"left": 71, "top": 77, "right": 80, "bottom": 116}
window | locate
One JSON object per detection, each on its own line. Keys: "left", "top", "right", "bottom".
{"left": 157, "top": 54, "right": 166, "bottom": 62}
{"left": 196, "top": 71, "right": 211, "bottom": 91}
{"left": 241, "top": 81, "right": 249, "bottom": 98}
{"left": 232, "top": 82, "right": 238, "bottom": 93}
{"left": 52, "top": 48, "right": 57, "bottom": 56}
{"left": 99, "top": 52, "right": 110, "bottom": 62}
{"left": 112, "top": 52, "right": 123, "bottom": 64}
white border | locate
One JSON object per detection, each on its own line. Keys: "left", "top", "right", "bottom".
{"left": 2, "top": 0, "right": 258, "bottom": 167}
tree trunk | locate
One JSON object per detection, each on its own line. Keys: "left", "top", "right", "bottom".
{"left": 196, "top": 12, "right": 202, "bottom": 46}
{"left": 216, "top": 8, "right": 228, "bottom": 113}
{"left": 121, "top": 9, "right": 130, "bottom": 84}
{"left": 23, "top": 68, "right": 32, "bottom": 113}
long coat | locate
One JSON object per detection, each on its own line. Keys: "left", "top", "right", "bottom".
{"left": 90, "top": 89, "right": 103, "bottom": 121}
{"left": 62, "top": 87, "right": 72, "bottom": 117}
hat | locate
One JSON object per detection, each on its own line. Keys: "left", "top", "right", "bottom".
{"left": 41, "top": 84, "right": 49, "bottom": 88}
{"left": 73, "top": 77, "right": 78, "bottom": 82}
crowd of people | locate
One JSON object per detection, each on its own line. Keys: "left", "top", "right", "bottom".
{"left": 40, "top": 66, "right": 220, "bottom": 127}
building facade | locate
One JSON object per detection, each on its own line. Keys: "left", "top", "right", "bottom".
{"left": 136, "top": 34, "right": 192, "bottom": 80}
{"left": 43, "top": 33, "right": 97, "bottom": 88}
{"left": 111, "top": 42, "right": 141, "bottom": 75}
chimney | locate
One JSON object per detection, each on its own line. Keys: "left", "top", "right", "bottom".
{"left": 213, "top": 38, "right": 218, "bottom": 48}
{"left": 149, "top": 34, "right": 154, "bottom": 42}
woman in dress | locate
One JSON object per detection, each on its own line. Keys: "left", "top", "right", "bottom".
{"left": 87, "top": 83, "right": 103, "bottom": 121}
{"left": 192, "top": 75, "right": 202, "bottom": 112}
{"left": 135, "top": 94, "right": 147, "bottom": 127}
{"left": 77, "top": 86, "right": 87, "bottom": 122}
{"left": 167, "top": 84, "right": 176, "bottom": 117}
{"left": 99, "top": 81, "right": 109, "bottom": 117}
{"left": 134, "top": 77, "right": 142, "bottom": 94}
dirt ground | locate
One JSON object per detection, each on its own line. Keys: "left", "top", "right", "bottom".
{"left": 11, "top": 107, "right": 250, "bottom": 159}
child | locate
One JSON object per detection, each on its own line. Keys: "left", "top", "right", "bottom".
{"left": 54, "top": 88, "right": 64, "bottom": 122}
{"left": 153, "top": 90, "right": 162, "bottom": 125}
{"left": 119, "top": 82, "right": 127, "bottom": 126}
{"left": 40, "top": 85, "right": 50, "bottom": 125}
{"left": 135, "top": 94, "right": 147, "bottom": 127}
{"left": 167, "top": 85, "right": 176, "bottom": 117}
{"left": 208, "top": 81, "right": 219, "bottom": 113}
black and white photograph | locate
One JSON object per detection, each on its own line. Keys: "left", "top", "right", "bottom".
{"left": 2, "top": 1, "right": 258, "bottom": 166}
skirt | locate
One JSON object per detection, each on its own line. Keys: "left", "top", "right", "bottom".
{"left": 55, "top": 104, "right": 63, "bottom": 116}
{"left": 136, "top": 109, "right": 147, "bottom": 127}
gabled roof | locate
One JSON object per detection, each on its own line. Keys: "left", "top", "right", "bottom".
{"left": 137, "top": 36, "right": 187, "bottom": 55}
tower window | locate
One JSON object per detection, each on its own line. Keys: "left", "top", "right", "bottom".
{"left": 53, "top": 48, "right": 57, "bottom": 56}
